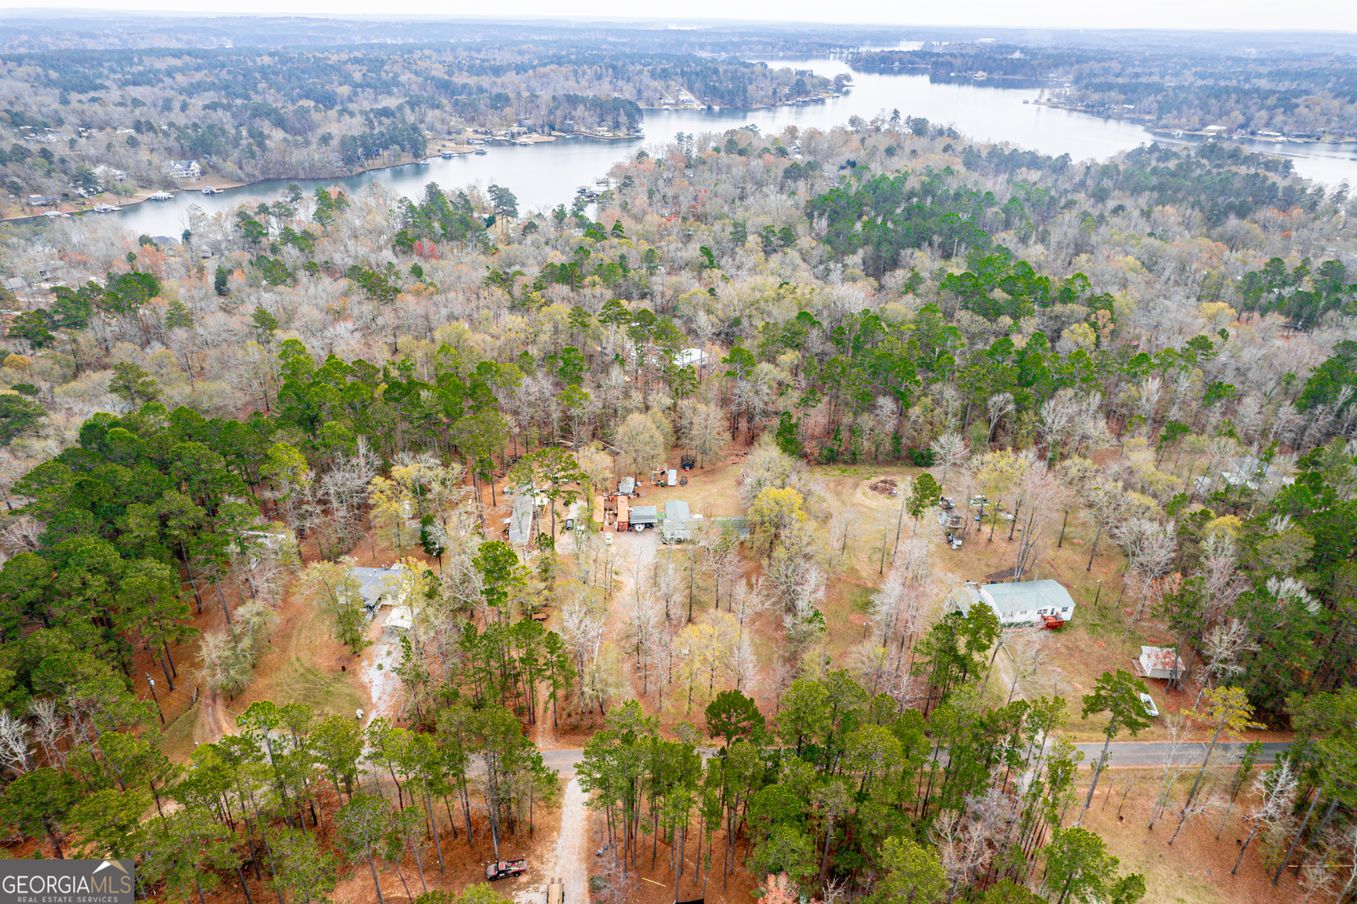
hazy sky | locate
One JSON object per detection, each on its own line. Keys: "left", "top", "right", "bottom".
{"left": 7, "top": 0, "right": 1357, "bottom": 32}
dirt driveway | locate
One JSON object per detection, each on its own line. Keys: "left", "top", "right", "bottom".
{"left": 517, "top": 776, "right": 591, "bottom": 904}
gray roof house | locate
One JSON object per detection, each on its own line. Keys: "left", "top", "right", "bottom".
{"left": 1197, "top": 456, "right": 1292, "bottom": 496}
{"left": 660, "top": 500, "right": 696, "bottom": 543}
{"left": 949, "top": 579, "right": 1076, "bottom": 626}
{"left": 352, "top": 565, "right": 408, "bottom": 612}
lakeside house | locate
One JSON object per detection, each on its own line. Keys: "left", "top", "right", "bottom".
{"left": 949, "top": 579, "right": 1077, "bottom": 627}
{"left": 93, "top": 165, "right": 128, "bottom": 190}
{"left": 164, "top": 159, "right": 202, "bottom": 180}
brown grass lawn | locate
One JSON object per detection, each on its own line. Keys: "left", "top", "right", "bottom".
{"left": 802, "top": 463, "right": 1283, "bottom": 746}
{"left": 329, "top": 786, "right": 562, "bottom": 904}
{"left": 583, "top": 801, "right": 759, "bottom": 904}
{"left": 163, "top": 521, "right": 436, "bottom": 761}
{"left": 1078, "top": 771, "right": 1307, "bottom": 904}
{"left": 564, "top": 452, "right": 1285, "bottom": 747}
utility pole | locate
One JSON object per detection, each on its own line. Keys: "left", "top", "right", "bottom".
{"left": 146, "top": 672, "right": 165, "bottom": 724}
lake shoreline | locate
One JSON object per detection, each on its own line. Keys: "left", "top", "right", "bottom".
{"left": 1030, "top": 99, "right": 1357, "bottom": 146}
{"left": 0, "top": 118, "right": 762, "bottom": 227}
{"left": 12, "top": 58, "right": 1354, "bottom": 235}
{"left": 0, "top": 94, "right": 851, "bottom": 226}
{"left": 1, "top": 179, "right": 250, "bottom": 226}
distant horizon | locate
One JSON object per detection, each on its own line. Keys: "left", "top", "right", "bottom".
{"left": 3, "top": 4, "right": 1357, "bottom": 35}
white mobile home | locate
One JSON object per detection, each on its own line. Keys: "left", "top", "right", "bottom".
{"left": 949, "top": 579, "right": 1076, "bottom": 627}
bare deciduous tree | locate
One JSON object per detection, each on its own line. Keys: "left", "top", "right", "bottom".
{"left": 986, "top": 392, "right": 1014, "bottom": 446}
{"left": 0, "top": 710, "right": 32, "bottom": 776}
{"left": 1012, "top": 461, "right": 1067, "bottom": 579}
{"left": 1197, "top": 619, "right": 1256, "bottom": 706}
{"left": 1233, "top": 758, "right": 1298, "bottom": 874}
{"left": 1116, "top": 517, "right": 1177, "bottom": 620}
{"left": 929, "top": 431, "right": 969, "bottom": 487}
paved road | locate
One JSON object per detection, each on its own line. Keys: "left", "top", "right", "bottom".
{"left": 539, "top": 740, "right": 1289, "bottom": 774}
{"left": 541, "top": 748, "right": 585, "bottom": 772}
{"left": 1073, "top": 740, "right": 1288, "bottom": 767}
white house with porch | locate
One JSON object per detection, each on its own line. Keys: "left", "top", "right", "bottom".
{"left": 164, "top": 159, "right": 202, "bottom": 180}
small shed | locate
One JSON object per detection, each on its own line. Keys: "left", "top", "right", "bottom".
{"left": 239, "top": 526, "right": 292, "bottom": 569}
{"left": 629, "top": 505, "right": 659, "bottom": 531}
{"left": 619, "top": 476, "right": 636, "bottom": 496}
{"left": 508, "top": 494, "right": 535, "bottom": 544}
{"left": 1133, "top": 646, "right": 1186, "bottom": 681}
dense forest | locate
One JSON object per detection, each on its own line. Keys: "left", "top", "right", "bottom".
{"left": 0, "top": 106, "right": 1354, "bottom": 902}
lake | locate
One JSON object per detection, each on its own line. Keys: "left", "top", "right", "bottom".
{"left": 103, "top": 56, "right": 1357, "bottom": 236}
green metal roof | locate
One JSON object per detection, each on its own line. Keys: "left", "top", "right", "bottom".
{"left": 981, "top": 579, "right": 1075, "bottom": 614}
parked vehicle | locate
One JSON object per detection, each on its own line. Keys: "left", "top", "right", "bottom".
{"left": 547, "top": 878, "right": 565, "bottom": 904}
{"left": 1139, "top": 692, "right": 1159, "bottom": 718}
{"left": 485, "top": 859, "right": 528, "bottom": 881}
